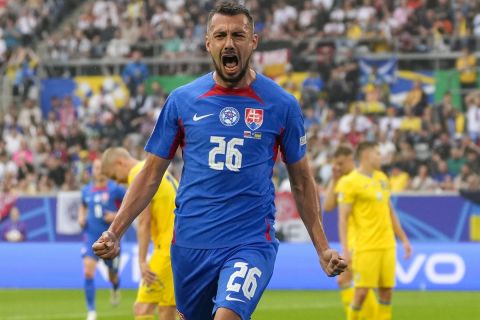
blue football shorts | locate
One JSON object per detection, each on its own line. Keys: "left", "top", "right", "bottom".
{"left": 81, "top": 236, "right": 120, "bottom": 273}
{"left": 171, "top": 241, "right": 279, "bottom": 320}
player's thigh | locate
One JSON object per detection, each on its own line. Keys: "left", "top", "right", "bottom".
{"left": 136, "top": 251, "right": 175, "bottom": 306}
{"left": 214, "top": 241, "right": 279, "bottom": 320}
{"left": 171, "top": 244, "right": 220, "bottom": 320}
{"left": 352, "top": 250, "right": 381, "bottom": 288}
{"left": 379, "top": 248, "right": 396, "bottom": 289}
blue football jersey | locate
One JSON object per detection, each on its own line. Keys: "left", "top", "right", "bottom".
{"left": 145, "top": 72, "right": 306, "bottom": 248}
{"left": 81, "top": 180, "right": 125, "bottom": 239}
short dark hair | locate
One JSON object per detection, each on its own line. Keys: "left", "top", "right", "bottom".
{"left": 355, "top": 141, "right": 378, "bottom": 160}
{"left": 333, "top": 145, "right": 353, "bottom": 158}
{"left": 207, "top": 1, "right": 254, "bottom": 32}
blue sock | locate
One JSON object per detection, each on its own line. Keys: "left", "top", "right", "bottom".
{"left": 84, "top": 278, "right": 95, "bottom": 311}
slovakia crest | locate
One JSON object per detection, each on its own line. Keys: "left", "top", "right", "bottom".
{"left": 245, "top": 108, "right": 263, "bottom": 131}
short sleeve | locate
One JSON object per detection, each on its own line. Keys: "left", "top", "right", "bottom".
{"left": 336, "top": 177, "right": 355, "bottom": 205}
{"left": 280, "top": 98, "right": 306, "bottom": 164}
{"left": 145, "top": 93, "right": 183, "bottom": 159}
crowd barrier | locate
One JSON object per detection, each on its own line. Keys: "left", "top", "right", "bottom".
{"left": 1, "top": 193, "right": 479, "bottom": 243}
{"left": 0, "top": 242, "right": 478, "bottom": 290}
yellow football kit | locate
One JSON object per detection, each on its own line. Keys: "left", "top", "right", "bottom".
{"left": 337, "top": 169, "right": 396, "bottom": 288}
{"left": 129, "top": 161, "right": 177, "bottom": 306}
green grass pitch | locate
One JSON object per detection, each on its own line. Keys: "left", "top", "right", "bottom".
{"left": 0, "top": 290, "right": 479, "bottom": 319}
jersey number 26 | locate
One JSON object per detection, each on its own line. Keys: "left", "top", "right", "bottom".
{"left": 209, "top": 136, "right": 244, "bottom": 172}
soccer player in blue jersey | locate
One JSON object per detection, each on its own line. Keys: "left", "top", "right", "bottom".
{"left": 93, "top": 2, "right": 346, "bottom": 320}
{"left": 78, "top": 159, "right": 125, "bottom": 320}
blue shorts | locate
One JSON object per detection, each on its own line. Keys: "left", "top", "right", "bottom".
{"left": 171, "top": 241, "right": 278, "bottom": 320}
{"left": 81, "top": 238, "right": 120, "bottom": 273}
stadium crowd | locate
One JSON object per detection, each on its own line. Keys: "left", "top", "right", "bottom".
{"left": 1, "top": 0, "right": 480, "bottom": 203}
{"left": 44, "top": 0, "right": 480, "bottom": 62}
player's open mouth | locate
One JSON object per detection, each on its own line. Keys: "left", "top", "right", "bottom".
{"left": 222, "top": 54, "right": 239, "bottom": 73}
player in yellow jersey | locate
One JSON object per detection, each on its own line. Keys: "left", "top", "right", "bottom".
{"left": 324, "top": 145, "right": 378, "bottom": 319}
{"left": 101, "top": 147, "right": 177, "bottom": 320}
{"left": 337, "top": 142, "right": 411, "bottom": 320}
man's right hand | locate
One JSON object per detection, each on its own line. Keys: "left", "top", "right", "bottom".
{"left": 140, "top": 261, "right": 157, "bottom": 286}
{"left": 92, "top": 231, "right": 120, "bottom": 259}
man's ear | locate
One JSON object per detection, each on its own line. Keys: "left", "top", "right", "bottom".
{"left": 252, "top": 33, "right": 258, "bottom": 51}
{"left": 205, "top": 34, "right": 211, "bottom": 53}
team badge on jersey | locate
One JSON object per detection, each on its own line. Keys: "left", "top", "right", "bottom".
{"left": 245, "top": 108, "right": 263, "bottom": 131}
{"left": 219, "top": 107, "right": 240, "bottom": 126}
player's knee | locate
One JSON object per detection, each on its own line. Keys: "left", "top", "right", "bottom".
{"left": 133, "top": 302, "right": 154, "bottom": 316}
{"left": 84, "top": 269, "right": 95, "bottom": 279}
{"left": 355, "top": 288, "right": 369, "bottom": 302}
{"left": 133, "top": 302, "right": 146, "bottom": 316}
{"left": 378, "top": 288, "right": 393, "bottom": 302}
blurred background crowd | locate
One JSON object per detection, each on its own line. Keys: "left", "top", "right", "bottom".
{"left": 1, "top": 0, "right": 480, "bottom": 207}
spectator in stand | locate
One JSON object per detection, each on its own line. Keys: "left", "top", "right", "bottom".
{"left": 106, "top": 30, "right": 130, "bottom": 58}
{"left": 404, "top": 79, "right": 428, "bottom": 116}
{"left": 18, "top": 99, "right": 41, "bottom": 129}
{"left": 9, "top": 47, "right": 40, "bottom": 101}
{"left": 1, "top": 206, "right": 26, "bottom": 242}
{"left": 433, "top": 160, "right": 455, "bottom": 190}
{"left": 456, "top": 46, "right": 477, "bottom": 108}
{"left": 465, "top": 92, "right": 480, "bottom": 143}
{"left": 399, "top": 107, "right": 422, "bottom": 133}
{"left": 409, "top": 164, "right": 437, "bottom": 191}
{"left": 122, "top": 50, "right": 149, "bottom": 97}
{"left": 447, "top": 146, "right": 467, "bottom": 176}
{"left": 434, "top": 131, "right": 453, "bottom": 159}
{"left": 379, "top": 106, "right": 401, "bottom": 139}
{"left": 339, "top": 104, "right": 372, "bottom": 135}
{"left": 390, "top": 164, "right": 410, "bottom": 192}
{"left": 454, "top": 164, "right": 475, "bottom": 190}
{"left": 302, "top": 71, "right": 323, "bottom": 105}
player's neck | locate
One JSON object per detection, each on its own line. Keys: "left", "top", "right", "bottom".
{"left": 126, "top": 158, "right": 138, "bottom": 171}
{"left": 358, "top": 164, "right": 374, "bottom": 177}
{"left": 94, "top": 178, "right": 107, "bottom": 187}
{"left": 213, "top": 68, "right": 256, "bottom": 89}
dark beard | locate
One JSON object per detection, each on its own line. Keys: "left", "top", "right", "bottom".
{"left": 212, "top": 52, "right": 252, "bottom": 86}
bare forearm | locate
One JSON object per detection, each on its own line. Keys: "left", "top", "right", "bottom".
{"left": 392, "top": 212, "right": 408, "bottom": 242}
{"left": 288, "top": 160, "right": 330, "bottom": 255}
{"left": 390, "top": 206, "right": 408, "bottom": 242}
{"left": 137, "top": 211, "right": 151, "bottom": 264}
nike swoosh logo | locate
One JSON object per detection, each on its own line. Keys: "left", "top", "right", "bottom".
{"left": 225, "top": 294, "right": 246, "bottom": 303}
{"left": 193, "top": 113, "right": 214, "bottom": 121}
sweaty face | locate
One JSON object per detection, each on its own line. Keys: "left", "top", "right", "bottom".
{"left": 206, "top": 14, "right": 257, "bottom": 86}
